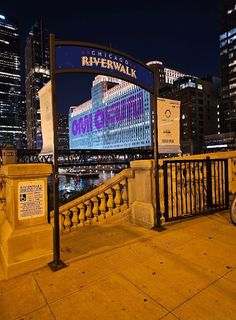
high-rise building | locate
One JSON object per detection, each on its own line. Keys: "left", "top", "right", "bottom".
{"left": 219, "top": 0, "right": 236, "bottom": 133}
{"left": 0, "top": 14, "right": 23, "bottom": 148}
{"left": 19, "top": 91, "right": 27, "bottom": 149}
{"left": 25, "top": 18, "right": 50, "bottom": 149}
{"left": 147, "top": 60, "right": 193, "bottom": 89}
{"left": 57, "top": 113, "right": 69, "bottom": 150}
{"left": 159, "top": 76, "right": 220, "bottom": 154}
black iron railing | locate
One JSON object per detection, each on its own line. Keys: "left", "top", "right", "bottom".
{"left": 162, "top": 158, "right": 229, "bottom": 221}
{"left": 15, "top": 148, "right": 153, "bottom": 166}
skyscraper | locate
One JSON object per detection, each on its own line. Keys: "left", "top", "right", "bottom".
{"left": 0, "top": 14, "right": 23, "bottom": 148}
{"left": 159, "top": 76, "right": 220, "bottom": 154}
{"left": 57, "top": 113, "right": 69, "bottom": 150}
{"left": 219, "top": 0, "right": 236, "bottom": 133}
{"left": 25, "top": 18, "right": 50, "bottom": 149}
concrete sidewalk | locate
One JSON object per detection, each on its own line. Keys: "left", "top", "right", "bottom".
{"left": 0, "top": 211, "right": 236, "bottom": 320}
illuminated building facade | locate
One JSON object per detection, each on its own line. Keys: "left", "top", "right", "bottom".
{"left": 0, "top": 14, "right": 23, "bottom": 148}
{"left": 219, "top": 0, "right": 236, "bottom": 133}
{"left": 69, "top": 76, "right": 152, "bottom": 149}
{"left": 147, "top": 60, "right": 193, "bottom": 88}
{"left": 203, "top": 132, "right": 236, "bottom": 152}
{"left": 69, "top": 61, "right": 185, "bottom": 152}
{"left": 25, "top": 18, "right": 50, "bottom": 149}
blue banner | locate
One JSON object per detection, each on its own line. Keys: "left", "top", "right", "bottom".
{"left": 55, "top": 45, "right": 154, "bottom": 92}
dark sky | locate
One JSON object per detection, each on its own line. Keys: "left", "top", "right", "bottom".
{"left": 1, "top": 0, "right": 220, "bottom": 113}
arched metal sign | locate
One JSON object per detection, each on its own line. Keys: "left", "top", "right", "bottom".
{"left": 55, "top": 41, "right": 154, "bottom": 93}
{"left": 48, "top": 34, "right": 161, "bottom": 271}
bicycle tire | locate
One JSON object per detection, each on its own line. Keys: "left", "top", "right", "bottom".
{"left": 230, "top": 195, "right": 236, "bottom": 225}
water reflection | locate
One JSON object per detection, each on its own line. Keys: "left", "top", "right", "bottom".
{"left": 58, "top": 171, "right": 115, "bottom": 202}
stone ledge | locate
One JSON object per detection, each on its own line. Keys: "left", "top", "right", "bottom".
{"left": 1, "top": 163, "right": 52, "bottom": 177}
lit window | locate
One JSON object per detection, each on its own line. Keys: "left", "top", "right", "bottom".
{"left": 228, "top": 27, "right": 236, "bottom": 37}
{"left": 219, "top": 32, "right": 227, "bottom": 41}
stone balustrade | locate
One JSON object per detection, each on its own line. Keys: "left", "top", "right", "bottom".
{"left": 0, "top": 175, "right": 6, "bottom": 226}
{"left": 50, "top": 168, "right": 134, "bottom": 234}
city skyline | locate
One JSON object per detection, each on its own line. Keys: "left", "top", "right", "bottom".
{"left": 1, "top": 0, "right": 220, "bottom": 114}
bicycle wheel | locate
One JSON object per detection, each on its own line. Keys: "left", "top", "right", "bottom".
{"left": 230, "top": 195, "right": 236, "bottom": 225}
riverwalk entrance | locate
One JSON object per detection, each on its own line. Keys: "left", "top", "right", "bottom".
{"left": 48, "top": 35, "right": 161, "bottom": 271}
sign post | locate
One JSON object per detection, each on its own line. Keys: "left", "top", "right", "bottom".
{"left": 48, "top": 33, "right": 66, "bottom": 271}
{"left": 150, "top": 64, "right": 163, "bottom": 231}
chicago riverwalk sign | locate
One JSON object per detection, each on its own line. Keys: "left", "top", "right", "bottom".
{"left": 55, "top": 42, "right": 154, "bottom": 93}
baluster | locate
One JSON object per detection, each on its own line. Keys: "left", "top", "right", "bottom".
{"left": 98, "top": 192, "right": 106, "bottom": 220}
{"left": 0, "top": 178, "right": 5, "bottom": 225}
{"left": 62, "top": 209, "right": 71, "bottom": 234}
{"left": 71, "top": 206, "right": 79, "bottom": 231}
{"left": 120, "top": 179, "right": 128, "bottom": 211}
{"left": 84, "top": 200, "right": 92, "bottom": 224}
{"left": 91, "top": 196, "right": 99, "bottom": 222}
{"left": 105, "top": 188, "right": 114, "bottom": 218}
{"left": 113, "top": 184, "right": 121, "bottom": 214}
{"left": 0, "top": 199, "right": 5, "bottom": 225}
{"left": 0, "top": 178, "right": 5, "bottom": 200}
{"left": 78, "top": 203, "right": 86, "bottom": 227}
{"left": 60, "top": 212, "right": 64, "bottom": 234}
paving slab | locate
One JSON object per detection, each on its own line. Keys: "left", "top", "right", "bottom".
{"left": 172, "top": 277, "right": 236, "bottom": 320}
{"left": 102, "top": 239, "right": 220, "bottom": 310}
{"left": 15, "top": 306, "right": 54, "bottom": 320}
{"left": 60, "top": 223, "right": 151, "bottom": 262}
{"left": 148, "top": 228, "right": 199, "bottom": 251}
{"left": 0, "top": 273, "right": 46, "bottom": 320}
{"left": 50, "top": 273, "right": 169, "bottom": 320}
{"left": 161, "top": 312, "right": 180, "bottom": 319}
{"left": 33, "top": 253, "right": 114, "bottom": 303}
{"left": 166, "top": 235, "right": 236, "bottom": 276}
{"left": 169, "top": 212, "right": 234, "bottom": 238}
{"left": 224, "top": 268, "right": 236, "bottom": 283}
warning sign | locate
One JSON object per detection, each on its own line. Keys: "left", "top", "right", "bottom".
{"left": 18, "top": 180, "right": 45, "bottom": 220}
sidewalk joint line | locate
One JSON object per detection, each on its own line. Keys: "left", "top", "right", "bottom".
{"left": 170, "top": 270, "right": 233, "bottom": 313}
{"left": 117, "top": 271, "right": 171, "bottom": 314}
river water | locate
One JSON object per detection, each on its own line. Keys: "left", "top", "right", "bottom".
{"left": 57, "top": 171, "right": 115, "bottom": 205}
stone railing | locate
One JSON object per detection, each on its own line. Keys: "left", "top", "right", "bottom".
{"left": 50, "top": 168, "right": 134, "bottom": 234}
{"left": 0, "top": 174, "right": 6, "bottom": 226}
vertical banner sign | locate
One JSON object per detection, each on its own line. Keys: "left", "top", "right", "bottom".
{"left": 38, "top": 80, "right": 54, "bottom": 155}
{"left": 157, "top": 97, "right": 181, "bottom": 154}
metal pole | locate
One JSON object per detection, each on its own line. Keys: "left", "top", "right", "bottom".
{"left": 48, "top": 33, "right": 66, "bottom": 271}
{"left": 150, "top": 64, "right": 164, "bottom": 231}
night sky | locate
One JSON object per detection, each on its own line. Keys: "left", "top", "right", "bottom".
{"left": 1, "top": 0, "right": 220, "bottom": 114}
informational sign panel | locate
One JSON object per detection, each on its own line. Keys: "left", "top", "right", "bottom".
{"left": 157, "top": 97, "right": 181, "bottom": 154}
{"left": 38, "top": 80, "right": 54, "bottom": 156}
{"left": 55, "top": 45, "right": 154, "bottom": 92}
{"left": 18, "top": 180, "right": 45, "bottom": 220}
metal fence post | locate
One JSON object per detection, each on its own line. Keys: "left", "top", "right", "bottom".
{"left": 224, "top": 159, "right": 229, "bottom": 209}
{"left": 206, "top": 157, "right": 213, "bottom": 210}
{"left": 163, "top": 161, "right": 169, "bottom": 221}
